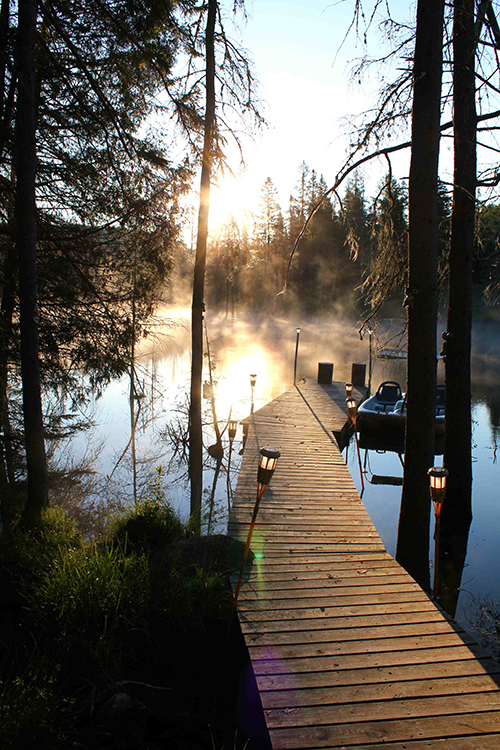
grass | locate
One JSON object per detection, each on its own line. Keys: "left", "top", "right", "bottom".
{"left": 0, "top": 480, "right": 250, "bottom": 749}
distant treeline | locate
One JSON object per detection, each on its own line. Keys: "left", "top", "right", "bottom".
{"left": 178, "top": 161, "right": 500, "bottom": 318}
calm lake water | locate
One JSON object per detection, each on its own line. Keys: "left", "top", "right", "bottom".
{"left": 72, "top": 309, "right": 500, "bottom": 654}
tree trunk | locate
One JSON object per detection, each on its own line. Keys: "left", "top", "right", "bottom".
{"left": 396, "top": 0, "right": 444, "bottom": 590}
{"left": 443, "top": 0, "right": 476, "bottom": 524}
{"left": 0, "top": 240, "right": 17, "bottom": 525}
{"left": 16, "top": 0, "right": 48, "bottom": 519}
{"left": 189, "top": 0, "right": 216, "bottom": 533}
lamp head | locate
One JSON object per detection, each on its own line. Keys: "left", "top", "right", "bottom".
{"left": 346, "top": 397, "right": 357, "bottom": 421}
{"left": 345, "top": 382, "right": 353, "bottom": 397}
{"left": 228, "top": 419, "right": 238, "bottom": 440}
{"left": 250, "top": 373, "right": 257, "bottom": 388}
{"left": 257, "top": 446, "right": 280, "bottom": 487}
{"left": 428, "top": 466, "right": 449, "bottom": 515}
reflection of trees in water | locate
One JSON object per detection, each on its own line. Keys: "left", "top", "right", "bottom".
{"left": 361, "top": 435, "right": 472, "bottom": 624}
{"left": 471, "top": 321, "right": 500, "bottom": 448}
{"left": 434, "top": 513, "right": 471, "bottom": 619}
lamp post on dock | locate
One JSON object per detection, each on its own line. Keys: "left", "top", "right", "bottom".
{"left": 250, "top": 373, "right": 257, "bottom": 414}
{"left": 232, "top": 447, "right": 281, "bottom": 612}
{"left": 346, "top": 397, "right": 357, "bottom": 425}
{"left": 429, "top": 466, "right": 449, "bottom": 517}
{"left": 345, "top": 382, "right": 353, "bottom": 398}
{"left": 293, "top": 327, "right": 301, "bottom": 385}
{"left": 347, "top": 397, "right": 364, "bottom": 494}
{"left": 429, "top": 466, "right": 449, "bottom": 600}
{"left": 228, "top": 419, "right": 238, "bottom": 443}
{"left": 226, "top": 419, "right": 238, "bottom": 511}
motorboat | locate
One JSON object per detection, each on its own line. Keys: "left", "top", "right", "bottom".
{"left": 357, "top": 381, "right": 404, "bottom": 429}
{"left": 357, "top": 381, "right": 445, "bottom": 436}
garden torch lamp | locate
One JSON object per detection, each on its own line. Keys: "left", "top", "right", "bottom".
{"left": 232, "top": 447, "right": 281, "bottom": 612}
{"left": 257, "top": 447, "right": 280, "bottom": 499}
{"left": 250, "top": 373, "right": 257, "bottom": 414}
{"left": 293, "top": 327, "right": 301, "bottom": 385}
{"left": 226, "top": 419, "right": 239, "bottom": 513}
{"left": 428, "top": 466, "right": 449, "bottom": 518}
{"left": 228, "top": 419, "right": 238, "bottom": 444}
{"left": 345, "top": 382, "right": 353, "bottom": 398}
{"left": 346, "top": 396, "right": 364, "bottom": 493}
{"left": 346, "top": 397, "right": 357, "bottom": 426}
{"left": 428, "top": 466, "right": 448, "bottom": 601}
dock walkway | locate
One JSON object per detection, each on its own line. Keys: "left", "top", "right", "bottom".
{"left": 229, "top": 380, "right": 500, "bottom": 749}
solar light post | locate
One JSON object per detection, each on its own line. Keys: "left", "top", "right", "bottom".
{"left": 240, "top": 421, "right": 249, "bottom": 454}
{"left": 228, "top": 419, "right": 238, "bottom": 443}
{"left": 226, "top": 419, "right": 238, "bottom": 511}
{"left": 250, "top": 373, "right": 257, "bottom": 414}
{"left": 346, "top": 397, "right": 364, "bottom": 494}
{"left": 428, "top": 466, "right": 449, "bottom": 599}
{"left": 293, "top": 327, "right": 301, "bottom": 385}
{"left": 232, "top": 447, "right": 281, "bottom": 612}
{"left": 345, "top": 382, "right": 353, "bottom": 398}
{"left": 346, "top": 397, "right": 357, "bottom": 423}
{"left": 367, "top": 328, "right": 373, "bottom": 396}
{"left": 428, "top": 466, "right": 449, "bottom": 518}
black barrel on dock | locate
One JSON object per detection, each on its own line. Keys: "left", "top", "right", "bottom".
{"left": 317, "top": 362, "right": 333, "bottom": 384}
{"left": 351, "top": 363, "right": 366, "bottom": 387}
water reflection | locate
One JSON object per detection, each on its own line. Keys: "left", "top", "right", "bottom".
{"left": 355, "top": 428, "right": 474, "bottom": 626}
{"left": 434, "top": 512, "right": 472, "bottom": 617}
{"left": 349, "top": 328, "right": 500, "bottom": 653}
{"left": 69, "top": 312, "right": 500, "bottom": 653}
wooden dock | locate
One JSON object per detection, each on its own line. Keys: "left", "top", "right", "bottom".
{"left": 229, "top": 380, "right": 500, "bottom": 749}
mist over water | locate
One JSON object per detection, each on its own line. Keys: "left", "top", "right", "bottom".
{"left": 66, "top": 309, "right": 500, "bottom": 653}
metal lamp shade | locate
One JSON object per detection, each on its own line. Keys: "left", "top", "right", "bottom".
{"left": 345, "top": 382, "right": 353, "bottom": 397}
{"left": 428, "top": 466, "right": 449, "bottom": 513}
{"left": 346, "top": 397, "right": 357, "bottom": 421}
{"left": 228, "top": 420, "right": 238, "bottom": 440}
{"left": 257, "top": 446, "right": 280, "bottom": 487}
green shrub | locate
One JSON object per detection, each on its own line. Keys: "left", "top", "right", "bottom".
{"left": 0, "top": 507, "right": 83, "bottom": 574}
{"left": 111, "top": 468, "right": 186, "bottom": 553}
{"left": 23, "top": 542, "right": 150, "bottom": 667}
{"left": 164, "top": 566, "right": 232, "bottom": 631}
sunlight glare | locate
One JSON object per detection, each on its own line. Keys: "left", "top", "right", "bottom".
{"left": 209, "top": 176, "right": 258, "bottom": 233}
{"left": 212, "top": 347, "right": 268, "bottom": 420}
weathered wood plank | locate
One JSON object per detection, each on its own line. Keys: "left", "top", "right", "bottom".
{"left": 293, "top": 737, "right": 500, "bottom": 750}
{"left": 265, "top": 691, "right": 500, "bottom": 728}
{"left": 239, "top": 610, "right": 453, "bottom": 634}
{"left": 238, "top": 583, "right": 424, "bottom": 603}
{"left": 268, "top": 713, "right": 500, "bottom": 749}
{"left": 236, "top": 591, "right": 433, "bottom": 611}
{"left": 236, "top": 600, "right": 444, "bottom": 623}
{"left": 256, "top": 657, "right": 500, "bottom": 692}
{"left": 234, "top": 574, "right": 419, "bottom": 592}
{"left": 251, "top": 644, "right": 489, "bottom": 679}
{"left": 245, "top": 620, "right": 467, "bottom": 646}
{"left": 238, "top": 560, "right": 407, "bottom": 588}
{"left": 262, "top": 674, "right": 500, "bottom": 708}
{"left": 249, "top": 633, "right": 479, "bottom": 665}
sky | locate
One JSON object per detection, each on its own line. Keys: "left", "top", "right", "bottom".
{"left": 209, "top": 0, "right": 418, "bottom": 226}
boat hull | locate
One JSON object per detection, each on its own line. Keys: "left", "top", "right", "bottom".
{"left": 357, "top": 394, "right": 445, "bottom": 437}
